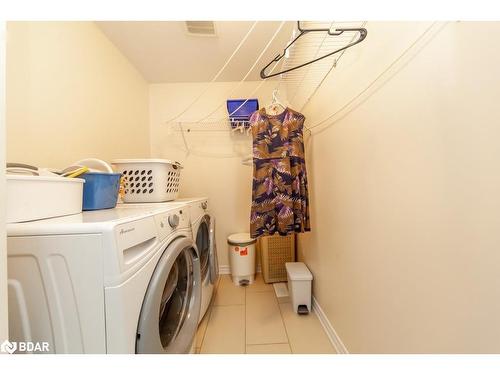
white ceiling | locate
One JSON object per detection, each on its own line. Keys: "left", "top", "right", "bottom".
{"left": 96, "top": 21, "right": 295, "bottom": 83}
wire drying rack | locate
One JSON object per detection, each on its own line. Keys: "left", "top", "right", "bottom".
{"left": 165, "top": 21, "right": 367, "bottom": 135}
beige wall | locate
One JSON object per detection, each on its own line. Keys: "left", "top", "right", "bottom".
{"left": 0, "top": 21, "right": 8, "bottom": 342}
{"left": 150, "top": 81, "right": 281, "bottom": 267}
{"left": 298, "top": 21, "right": 500, "bottom": 353}
{"left": 6, "top": 22, "right": 150, "bottom": 169}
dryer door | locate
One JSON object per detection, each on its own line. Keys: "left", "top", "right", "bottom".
{"left": 136, "top": 236, "right": 201, "bottom": 354}
{"left": 208, "top": 216, "right": 219, "bottom": 284}
{"left": 195, "top": 215, "right": 211, "bottom": 284}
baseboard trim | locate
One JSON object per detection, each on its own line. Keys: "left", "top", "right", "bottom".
{"left": 312, "top": 295, "right": 349, "bottom": 354}
{"left": 218, "top": 265, "right": 261, "bottom": 275}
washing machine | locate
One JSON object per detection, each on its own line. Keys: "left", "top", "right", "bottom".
{"left": 6, "top": 205, "right": 201, "bottom": 354}
{"left": 117, "top": 198, "right": 218, "bottom": 322}
{"left": 181, "top": 198, "right": 218, "bottom": 321}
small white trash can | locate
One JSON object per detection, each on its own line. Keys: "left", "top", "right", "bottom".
{"left": 285, "top": 262, "right": 313, "bottom": 314}
{"left": 228, "top": 233, "right": 257, "bottom": 286}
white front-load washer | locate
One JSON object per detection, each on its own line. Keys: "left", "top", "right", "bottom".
{"left": 117, "top": 198, "right": 218, "bottom": 322}
{"left": 6, "top": 206, "right": 201, "bottom": 354}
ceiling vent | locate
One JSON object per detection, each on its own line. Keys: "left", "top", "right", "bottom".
{"left": 185, "top": 21, "right": 217, "bottom": 36}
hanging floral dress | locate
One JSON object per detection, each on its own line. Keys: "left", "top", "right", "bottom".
{"left": 249, "top": 107, "right": 311, "bottom": 238}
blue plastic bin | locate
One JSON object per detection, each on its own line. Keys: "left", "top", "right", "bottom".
{"left": 226, "top": 99, "right": 259, "bottom": 128}
{"left": 81, "top": 172, "right": 121, "bottom": 211}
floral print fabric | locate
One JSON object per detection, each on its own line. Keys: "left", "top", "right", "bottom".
{"left": 250, "top": 107, "right": 311, "bottom": 238}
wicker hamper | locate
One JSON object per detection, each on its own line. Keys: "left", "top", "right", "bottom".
{"left": 259, "top": 234, "right": 295, "bottom": 283}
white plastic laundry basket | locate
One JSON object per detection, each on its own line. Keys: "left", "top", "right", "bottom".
{"left": 111, "top": 159, "right": 182, "bottom": 203}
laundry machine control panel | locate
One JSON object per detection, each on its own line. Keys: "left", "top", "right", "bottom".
{"left": 154, "top": 208, "right": 189, "bottom": 241}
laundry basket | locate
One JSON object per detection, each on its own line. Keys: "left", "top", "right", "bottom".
{"left": 111, "top": 159, "right": 182, "bottom": 203}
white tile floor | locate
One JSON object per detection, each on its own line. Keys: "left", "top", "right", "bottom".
{"left": 195, "top": 274, "right": 336, "bottom": 354}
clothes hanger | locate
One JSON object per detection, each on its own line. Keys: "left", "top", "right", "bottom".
{"left": 260, "top": 21, "right": 367, "bottom": 79}
{"left": 266, "top": 88, "right": 288, "bottom": 115}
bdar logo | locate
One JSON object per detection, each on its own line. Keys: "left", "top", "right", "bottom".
{"left": 1, "top": 340, "right": 17, "bottom": 354}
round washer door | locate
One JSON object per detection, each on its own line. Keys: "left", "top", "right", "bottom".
{"left": 195, "top": 215, "right": 210, "bottom": 283}
{"left": 136, "top": 236, "right": 201, "bottom": 354}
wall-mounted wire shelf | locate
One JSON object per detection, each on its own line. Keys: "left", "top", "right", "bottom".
{"left": 171, "top": 120, "right": 252, "bottom": 134}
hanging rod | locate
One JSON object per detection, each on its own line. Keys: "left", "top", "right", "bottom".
{"left": 260, "top": 21, "right": 367, "bottom": 79}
